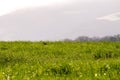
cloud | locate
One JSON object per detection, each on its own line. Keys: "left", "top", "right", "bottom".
{"left": 0, "top": 0, "right": 72, "bottom": 16}
{"left": 97, "top": 12, "right": 120, "bottom": 21}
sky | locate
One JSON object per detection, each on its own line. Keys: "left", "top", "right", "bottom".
{"left": 0, "top": 0, "right": 120, "bottom": 41}
{"left": 0, "top": 0, "right": 73, "bottom": 16}
{"left": 0, "top": 0, "right": 103, "bottom": 16}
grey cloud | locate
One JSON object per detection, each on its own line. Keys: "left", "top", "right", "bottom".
{"left": 0, "top": 0, "right": 120, "bottom": 41}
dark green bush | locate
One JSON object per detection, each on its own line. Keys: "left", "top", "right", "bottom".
{"left": 45, "top": 64, "right": 73, "bottom": 76}
{"left": 93, "top": 49, "right": 120, "bottom": 59}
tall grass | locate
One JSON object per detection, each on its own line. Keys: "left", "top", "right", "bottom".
{"left": 0, "top": 41, "right": 120, "bottom": 80}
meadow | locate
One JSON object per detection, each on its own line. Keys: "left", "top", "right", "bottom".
{"left": 0, "top": 41, "right": 120, "bottom": 80}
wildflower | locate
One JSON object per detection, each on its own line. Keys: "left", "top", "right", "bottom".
{"left": 7, "top": 75, "right": 10, "bottom": 80}
{"left": 2, "top": 72, "right": 5, "bottom": 75}
{"left": 104, "top": 73, "right": 106, "bottom": 75}
{"left": 106, "top": 64, "right": 110, "bottom": 69}
{"left": 95, "top": 73, "right": 97, "bottom": 77}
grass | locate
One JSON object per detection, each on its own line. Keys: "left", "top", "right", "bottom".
{"left": 0, "top": 41, "right": 120, "bottom": 80}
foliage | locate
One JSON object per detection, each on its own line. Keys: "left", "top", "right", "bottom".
{"left": 74, "top": 34, "right": 120, "bottom": 41}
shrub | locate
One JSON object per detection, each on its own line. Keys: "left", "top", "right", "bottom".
{"left": 93, "top": 49, "right": 120, "bottom": 59}
{"left": 45, "top": 64, "right": 73, "bottom": 76}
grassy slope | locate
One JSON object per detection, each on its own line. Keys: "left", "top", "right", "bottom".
{"left": 0, "top": 41, "right": 120, "bottom": 80}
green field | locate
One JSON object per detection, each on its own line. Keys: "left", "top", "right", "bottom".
{"left": 0, "top": 41, "right": 120, "bottom": 80}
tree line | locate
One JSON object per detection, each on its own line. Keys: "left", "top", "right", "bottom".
{"left": 64, "top": 34, "right": 120, "bottom": 42}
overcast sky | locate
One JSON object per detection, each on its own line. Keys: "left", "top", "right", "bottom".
{"left": 0, "top": 0, "right": 120, "bottom": 41}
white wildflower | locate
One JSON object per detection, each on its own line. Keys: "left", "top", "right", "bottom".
{"left": 95, "top": 73, "right": 97, "bottom": 77}
{"left": 7, "top": 75, "right": 10, "bottom": 80}
{"left": 104, "top": 73, "right": 106, "bottom": 75}
{"left": 2, "top": 72, "right": 5, "bottom": 75}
